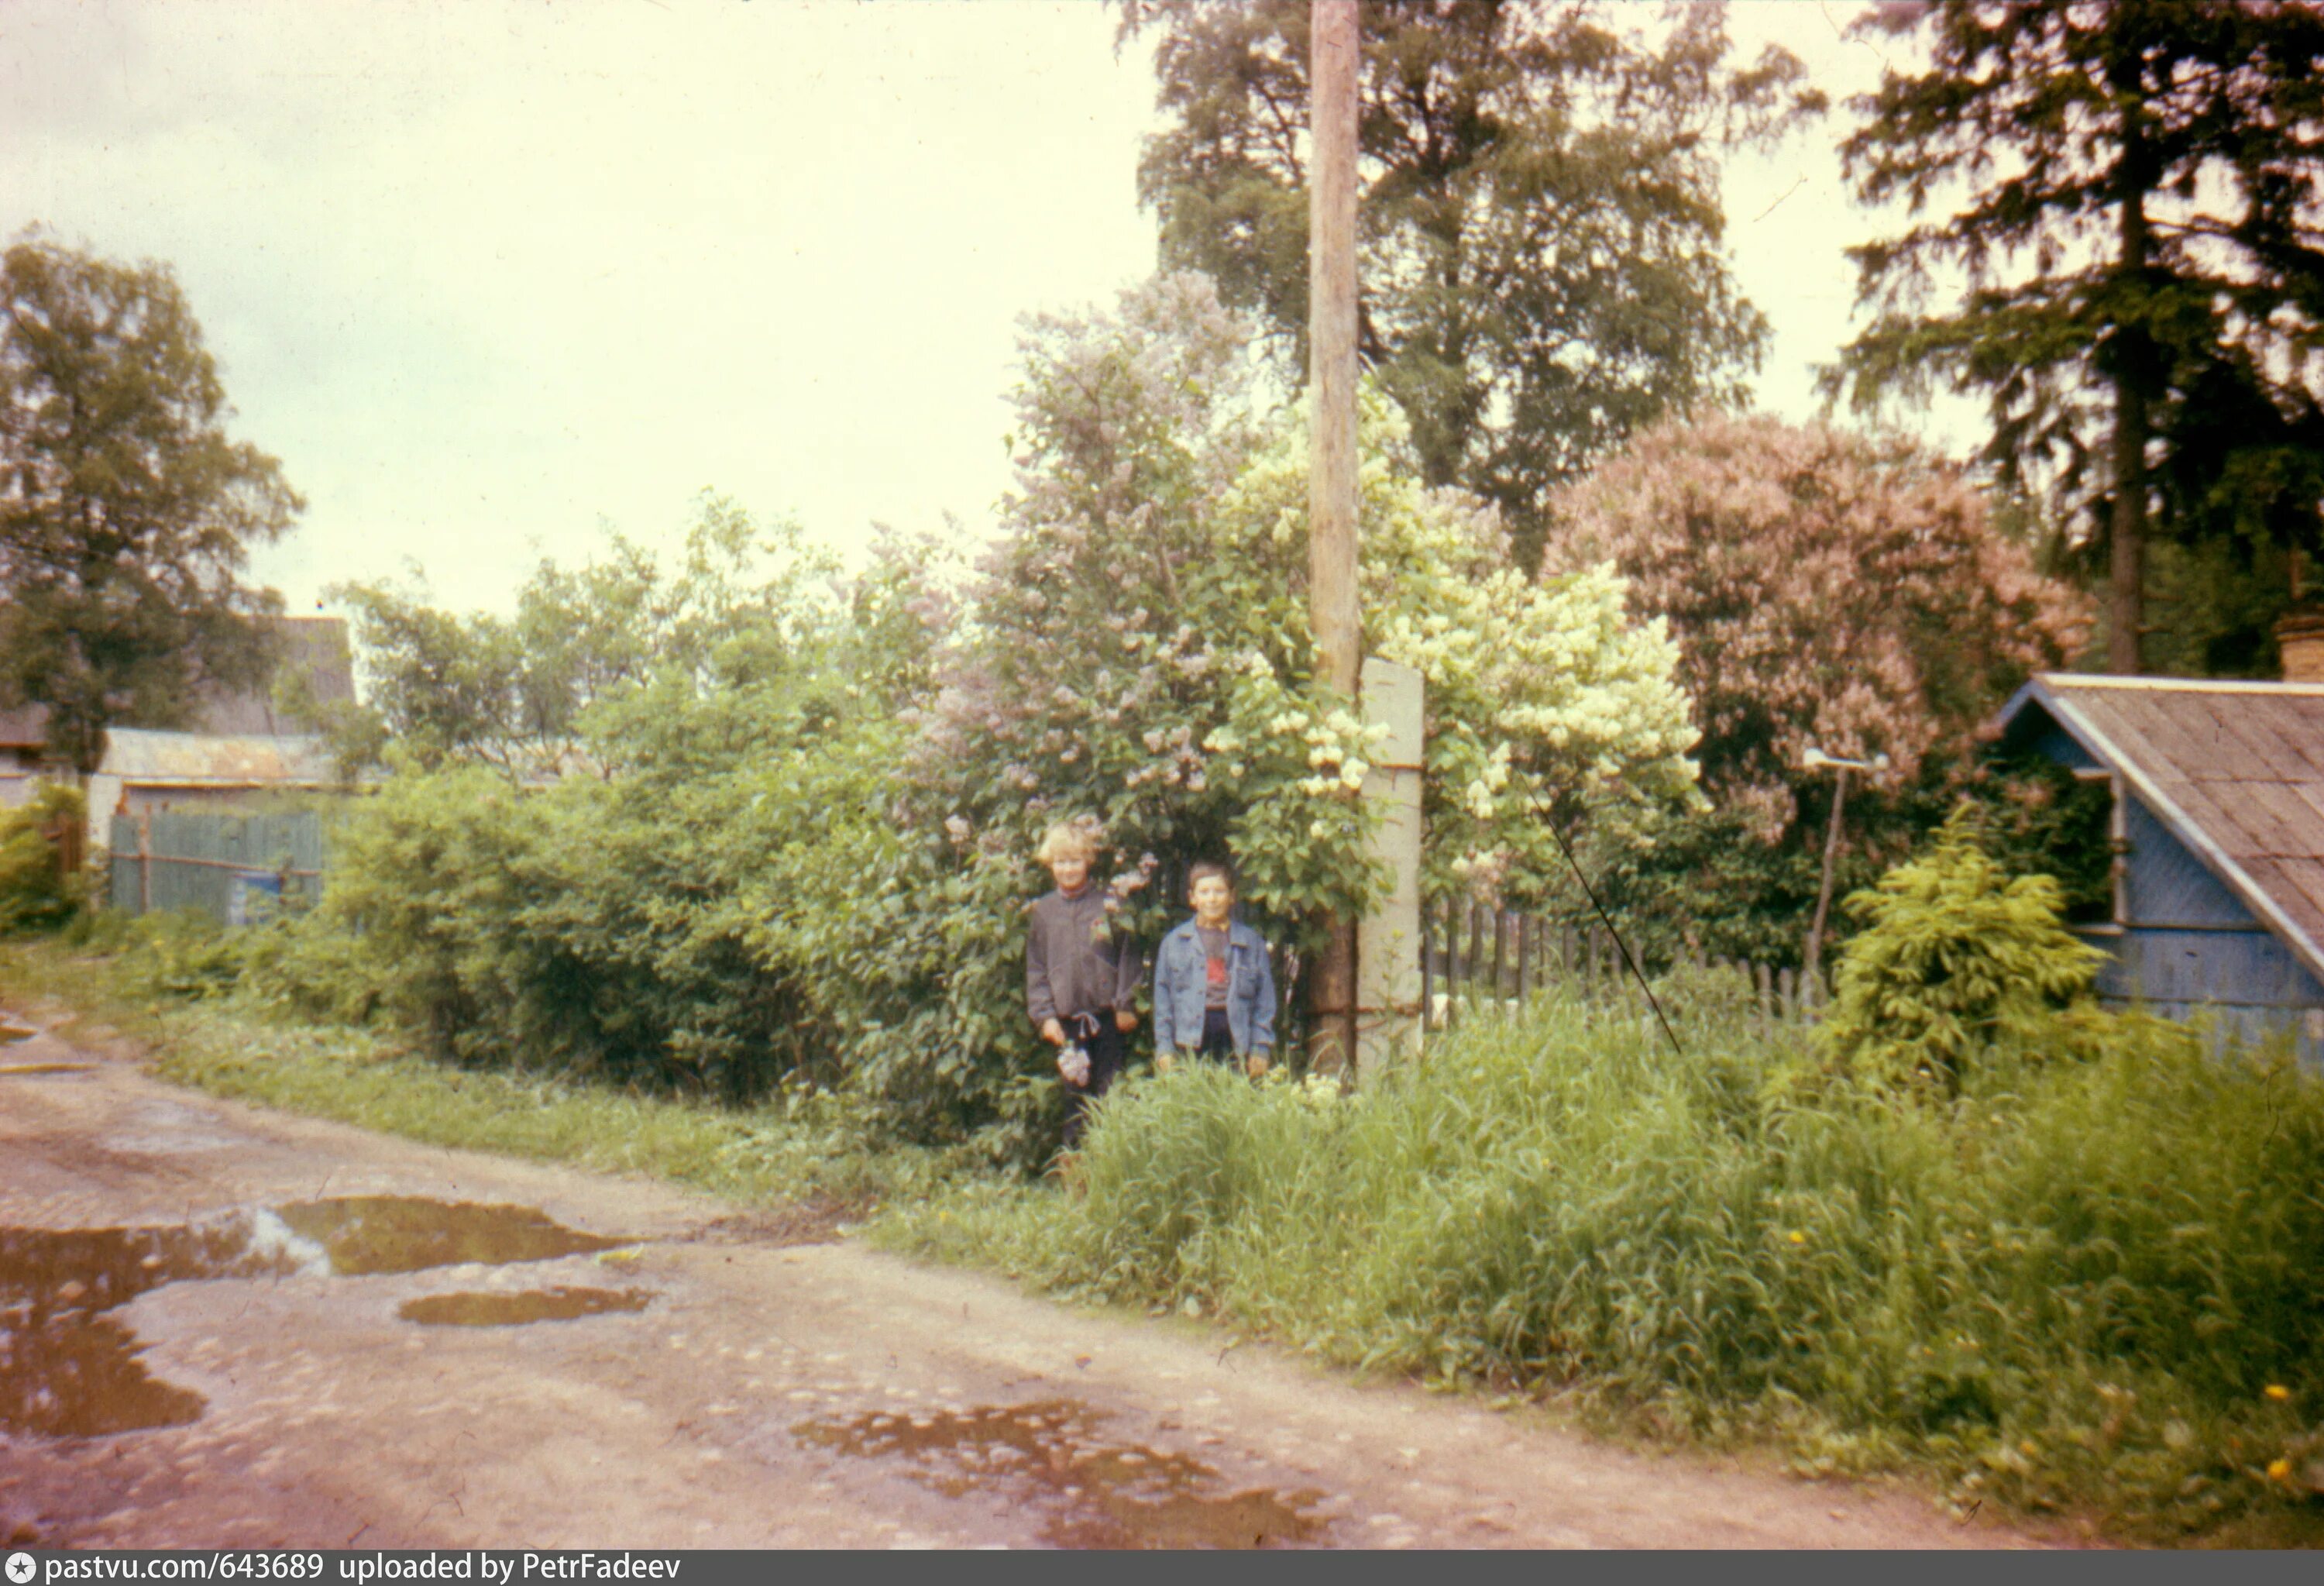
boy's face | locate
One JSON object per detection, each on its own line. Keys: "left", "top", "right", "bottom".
{"left": 1190, "top": 875, "right": 1233, "bottom": 926}
{"left": 1048, "top": 853, "right": 1091, "bottom": 893}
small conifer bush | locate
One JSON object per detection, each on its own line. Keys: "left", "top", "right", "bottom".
{"left": 1818, "top": 808, "right": 2111, "bottom": 1092}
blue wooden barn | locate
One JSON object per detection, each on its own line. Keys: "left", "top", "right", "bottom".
{"left": 1992, "top": 675, "right": 2324, "bottom": 1068}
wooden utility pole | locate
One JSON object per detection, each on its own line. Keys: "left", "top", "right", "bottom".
{"left": 1800, "top": 747, "right": 1882, "bottom": 999}
{"left": 1802, "top": 766, "right": 1848, "bottom": 995}
{"left": 1307, "top": 0, "right": 1361, "bottom": 1075}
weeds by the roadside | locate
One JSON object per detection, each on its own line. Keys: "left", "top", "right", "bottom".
{"left": 16, "top": 924, "right": 2324, "bottom": 1546}
{"left": 0, "top": 936, "right": 965, "bottom": 1220}
{"left": 878, "top": 971, "right": 2324, "bottom": 1546}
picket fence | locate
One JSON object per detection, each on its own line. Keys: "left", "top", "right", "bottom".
{"left": 1418, "top": 899, "right": 1827, "bottom": 1030}
{"left": 1139, "top": 857, "right": 1824, "bottom": 1045}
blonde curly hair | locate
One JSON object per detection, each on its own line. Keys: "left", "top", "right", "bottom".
{"left": 1033, "top": 818, "right": 1101, "bottom": 866}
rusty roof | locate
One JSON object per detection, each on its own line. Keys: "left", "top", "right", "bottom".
{"left": 0, "top": 617, "right": 354, "bottom": 748}
{"left": 1994, "top": 673, "right": 2324, "bottom": 984}
{"left": 96, "top": 728, "right": 337, "bottom": 786}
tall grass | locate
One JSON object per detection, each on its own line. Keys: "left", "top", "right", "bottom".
{"left": 884, "top": 968, "right": 2324, "bottom": 1540}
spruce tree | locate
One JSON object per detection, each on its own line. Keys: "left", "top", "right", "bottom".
{"left": 1833, "top": 1, "right": 2324, "bottom": 675}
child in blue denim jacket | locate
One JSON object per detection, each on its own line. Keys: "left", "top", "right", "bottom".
{"left": 1151, "top": 862, "right": 1276, "bottom": 1079}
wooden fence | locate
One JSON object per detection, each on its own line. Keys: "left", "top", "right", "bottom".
{"left": 1134, "top": 862, "right": 1822, "bottom": 1046}
{"left": 40, "top": 806, "right": 84, "bottom": 891}
{"left": 108, "top": 810, "right": 326, "bottom": 924}
{"left": 1418, "top": 899, "right": 1827, "bottom": 1030}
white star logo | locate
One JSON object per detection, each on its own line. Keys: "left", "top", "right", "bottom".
{"left": 5, "top": 1552, "right": 36, "bottom": 1584}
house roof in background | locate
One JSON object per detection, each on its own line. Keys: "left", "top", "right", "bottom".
{"left": 1994, "top": 673, "right": 2324, "bottom": 986}
{"left": 0, "top": 616, "right": 353, "bottom": 748}
{"left": 193, "top": 615, "right": 356, "bottom": 735}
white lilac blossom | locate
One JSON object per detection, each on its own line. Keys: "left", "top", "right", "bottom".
{"left": 916, "top": 271, "right": 1702, "bottom": 936}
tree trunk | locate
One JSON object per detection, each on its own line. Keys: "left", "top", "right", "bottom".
{"left": 2107, "top": 67, "right": 2154, "bottom": 676}
{"left": 1307, "top": 0, "right": 1361, "bottom": 1077}
{"left": 2108, "top": 372, "right": 2148, "bottom": 674}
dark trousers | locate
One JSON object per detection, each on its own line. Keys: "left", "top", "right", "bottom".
{"left": 1060, "top": 1013, "right": 1126, "bottom": 1151}
{"left": 1197, "top": 1007, "right": 1236, "bottom": 1061}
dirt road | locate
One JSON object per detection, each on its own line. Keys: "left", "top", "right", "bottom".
{"left": 0, "top": 1000, "right": 2057, "bottom": 1550}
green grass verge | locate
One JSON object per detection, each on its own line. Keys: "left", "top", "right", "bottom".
{"left": 875, "top": 973, "right": 2324, "bottom": 1547}
{"left": 0, "top": 936, "right": 964, "bottom": 1219}
{"left": 15, "top": 933, "right": 2324, "bottom": 1544}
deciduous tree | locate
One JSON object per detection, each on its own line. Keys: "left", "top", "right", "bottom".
{"left": 1542, "top": 412, "right": 2090, "bottom": 834}
{"left": 1122, "top": 0, "right": 1820, "bottom": 569}
{"left": 0, "top": 235, "right": 302, "bottom": 773}
{"left": 322, "top": 496, "right": 838, "bottom": 778}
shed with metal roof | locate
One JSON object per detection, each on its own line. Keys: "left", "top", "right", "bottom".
{"left": 0, "top": 616, "right": 352, "bottom": 761}
{"left": 0, "top": 617, "right": 356, "bottom": 838}
{"left": 1992, "top": 674, "right": 2324, "bottom": 1067}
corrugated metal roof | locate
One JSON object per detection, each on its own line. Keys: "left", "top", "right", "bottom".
{"left": 98, "top": 728, "right": 337, "bottom": 786}
{"left": 0, "top": 616, "right": 354, "bottom": 747}
{"left": 1996, "top": 674, "right": 2324, "bottom": 986}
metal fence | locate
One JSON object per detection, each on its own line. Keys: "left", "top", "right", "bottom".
{"left": 108, "top": 809, "right": 326, "bottom": 924}
{"left": 1419, "top": 899, "right": 1827, "bottom": 1030}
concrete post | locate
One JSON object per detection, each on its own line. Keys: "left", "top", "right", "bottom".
{"left": 1357, "top": 656, "right": 1424, "bottom": 1079}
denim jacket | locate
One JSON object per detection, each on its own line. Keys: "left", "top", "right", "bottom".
{"left": 1151, "top": 918, "right": 1277, "bottom": 1056}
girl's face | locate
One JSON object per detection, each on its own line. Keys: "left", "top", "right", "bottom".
{"left": 1048, "top": 854, "right": 1091, "bottom": 893}
{"left": 1190, "top": 875, "right": 1233, "bottom": 927}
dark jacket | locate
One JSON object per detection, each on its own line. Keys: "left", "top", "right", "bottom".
{"left": 1026, "top": 886, "right": 1143, "bottom": 1026}
{"left": 1152, "top": 917, "right": 1276, "bottom": 1056}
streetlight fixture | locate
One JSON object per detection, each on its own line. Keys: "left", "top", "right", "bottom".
{"left": 1800, "top": 745, "right": 1889, "bottom": 996}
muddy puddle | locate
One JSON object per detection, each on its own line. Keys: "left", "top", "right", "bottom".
{"left": 0, "top": 1221, "right": 282, "bottom": 1438}
{"left": 273, "top": 1196, "right": 632, "bottom": 1276}
{"left": 1, "top": 1199, "right": 638, "bottom": 1439}
{"left": 794, "top": 1399, "right": 1327, "bottom": 1548}
{"left": 398, "top": 1286, "right": 654, "bottom": 1326}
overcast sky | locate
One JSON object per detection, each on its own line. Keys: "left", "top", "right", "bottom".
{"left": 2, "top": 0, "right": 1966, "bottom": 619}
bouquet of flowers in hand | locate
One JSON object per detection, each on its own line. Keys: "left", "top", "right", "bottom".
{"left": 1057, "top": 1042, "right": 1092, "bottom": 1087}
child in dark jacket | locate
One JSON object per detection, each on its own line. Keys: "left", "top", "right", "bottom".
{"left": 1026, "top": 821, "right": 1143, "bottom": 1149}
{"left": 1151, "top": 862, "right": 1275, "bottom": 1079}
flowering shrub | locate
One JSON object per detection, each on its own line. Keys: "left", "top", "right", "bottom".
{"left": 253, "top": 272, "right": 1700, "bottom": 1164}
{"left": 1542, "top": 413, "right": 2091, "bottom": 836}
{"left": 919, "top": 273, "right": 1699, "bottom": 943}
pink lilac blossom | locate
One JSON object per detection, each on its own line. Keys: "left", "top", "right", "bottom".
{"left": 1542, "top": 412, "right": 2092, "bottom": 834}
